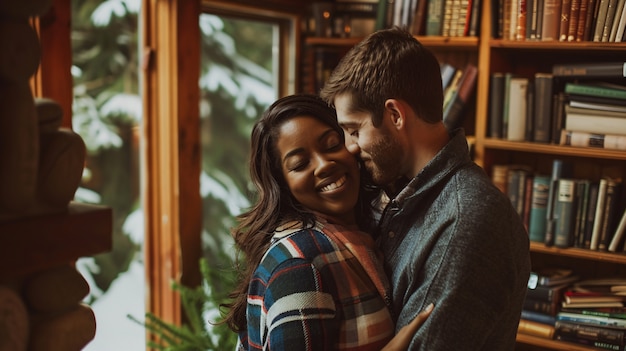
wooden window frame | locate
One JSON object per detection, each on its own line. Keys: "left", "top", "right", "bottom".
{"left": 36, "top": 0, "right": 303, "bottom": 343}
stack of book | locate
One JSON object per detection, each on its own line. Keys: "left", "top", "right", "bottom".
{"left": 519, "top": 268, "right": 580, "bottom": 339}
{"left": 555, "top": 278, "right": 626, "bottom": 349}
{"left": 559, "top": 81, "right": 626, "bottom": 151}
{"left": 487, "top": 62, "right": 626, "bottom": 147}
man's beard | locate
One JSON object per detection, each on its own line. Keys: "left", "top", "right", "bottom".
{"left": 367, "top": 133, "right": 403, "bottom": 186}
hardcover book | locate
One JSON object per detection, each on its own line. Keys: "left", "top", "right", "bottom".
{"left": 529, "top": 175, "right": 551, "bottom": 242}
{"left": 532, "top": 73, "right": 553, "bottom": 143}
{"left": 554, "top": 178, "right": 579, "bottom": 248}
{"left": 552, "top": 62, "right": 626, "bottom": 78}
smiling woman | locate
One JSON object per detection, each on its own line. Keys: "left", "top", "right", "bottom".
{"left": 221, "top": 94, "right": 395, "bottom": 351}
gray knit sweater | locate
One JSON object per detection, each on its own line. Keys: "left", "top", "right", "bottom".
{"left": 378, "top": 129, "right": 530, "bottom": 350}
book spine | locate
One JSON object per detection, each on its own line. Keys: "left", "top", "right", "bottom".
{"left": 590, "top": 178, "right": 609, "bottom": 250}
{"left": 554, "top": 178, "right": 578, "bottom": 248}
{"left": 608, "top": 208, "right": 626, "bottom": 252}
{"left": 443, "top": 64, "right": 478, "bottom": 130}
{"left": 576, "top": 0, "right": 591, "bottom": 40}
{"left": 555, "top": 320, "right": 626, "bottom": 345}
{"left": 583, "top": 181, "right": 601, "bottom": 249}
{"left": 565, "top": 114, "right": 626, "bottom": 136}
{"left": 506, "top": 77, "right": 529, "bottom": 141}
{"left": 551, "top": 92, "right": 568, "bottom": 144}
{"left": 559, "top": 0, "right": 573, "bottom": 41}
{"left": 489, "top": 73, "right": 505, "bottom": 138}
{"left": 518, "top": 318, "right": 556, "bottom": 338}
{"left": 541, "top": 0, "right": 563, "bottom": 40}
{"left": 565, "top": 83, "right": 626, "bottom": 100}
{"left": 601, "top": 0, "right": 619, "bottom": 42}
{"left": 608, "top": 0, "right": 626, "bottom": 40}
{"left": 559, "top": 130, "right": 626, "bottom": 150}
{"left": 583, "top": 0, "right": 600, "bottom": 41}
{"left": 521, "top": 310, "right": 557, "bottom": 325}
{"left": 533, "top": 73, "right": 554, "bottom": 142}
{"left": 594, "top": 0, "right": 612, "bottom": 41}
{"left": 568, "top": 0, "right": 582, "bottom": 40}
{"left": 427, "top": 0, "right": 446, "bottom": 34}
{"left": 574, "top": 180, "right": 590, "bottom": 247}
{"left": 545, "top": 159, "right": 573, "bottom": 246}
{"left": 529, "top": 175, "right": 551, "bottom": 242}
{"left": 598, "top": 179, "right": 621, "bottom": 251}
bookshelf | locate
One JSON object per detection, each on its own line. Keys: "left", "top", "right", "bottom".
{"left": 302, "top": 0, "right": 626, "bottom": 350}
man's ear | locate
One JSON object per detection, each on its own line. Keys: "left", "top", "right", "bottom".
{"left": 384, "top": 99, "right": 405, "bottom": 130}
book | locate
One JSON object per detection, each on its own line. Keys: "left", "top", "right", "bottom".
{"left": 565, "top": 106, "right": 626, "bottom": 136}
{"left": 517, "top": 0, "right": 529, "bottom": 39}
{"left": 564, "top": 291, "right": 625, "bottom": 304}
{"left": 532, "top": 73, "right": 553, "bottom": 143}
{"left": 559, "top": 0, "right": 573, "bottom": 41}
{"left": 608, "top": 208, "right": 626, "bottom": 252}
{"left": 583, "top": 0, "right": 599, "bottom": 40}
{"left": 518, "top": 318, "right": 556, "bottom": 338}
{"left": 569, "top": 99, "right": 626, "bottom": 113}
{"left": 561, "top": 307, "right": 626, "bottom": 319}
{"left": 575, "top": 0, "right": 591, "bottom": 40}
{"left": 609, "top": 0, "right": 626, "bottom": 40}
{"left": 426, "top": 0, "right": 446, "bottom": 34}
{"left": 613, "top": 0, "right": 626, "bottom": 41}
{"left": 507, "top": 167, "right": 532, "bottom": 216}
{"left": 506, "top": 77, "right": 529, "bottom": 141}
{"left": 441, "top": 63, "right": 458, "bottom": 91}
{"left": 525, "top": 297, "right": 562, "bottom": 314}
{"left": 556, "top": 334, "right": 626, "bottom": 351}
{"left": 528, "top": 175, "right": 551, "bottom": 242}
{"left": 594, "top": 0, "right": 612, "bottom": 41}
{"left": 598, "top": 178, "right": 621, "bottom": 251}
{"left": 564, "top": 82, "right": 626, "bottom": 100}
{"left": 555, "top": 320, "right": 626, "bottom": 347}
{"left": 559, "top": 130, "right": 626, "bottom": 150}
{"left": 557, "top": 311, "right": 626, "bottom": 328}
{"left": 600, "top": 0, "right": 619, "bottom": 42}
{"left": 552, "top": 62, "right": 626, "bottom": 78}
{"left": 551, "top": 91, "right": 568, "bottom": 144}
{"left": 567, "top": 0, "right": 583, "bottom": 41}
{"left": 521, "top": 309, "right": 558, "bottom": 325}
{"left": 443, "top": 63, "right": 478, "bottom": 130}
{"left": 528, "top": 267, "right": 580, "bottom": 287}
{"left": 591, "top": 178, "right": 609, "bottom": 250}
{"left": 527, "top": 0, "right": 541, "bottom": 38}
{"left": 525, "top": 78, "right": 535, "bottom": 141}
{"left": 582, "top": 181, "right": 601, "bottom": 249}
{"left": 562, "top": 301, "right": 625, "bottom": 308}
{"left": 489, "top": 72, "right": 505, "bottom": 138}
{"left": 573, "top": 180, "right": 591, "bottom": 247}
{"left": 567, "top": 93, "right": 626, "bottom": 107}
{"left": 554, "top": 178, "right": 579, "bottom": 248}
{"left": 545, "top": 159, "right": 574, "bottom": 246}
{"left": 541, "top": 0, "right": 563, "bottom": 40}
{"left": 527, "top": 282, "right": 571, "bottom": 302}
{"left": 491, "top": 164, "right": 510, "bottom": 193}
{"left": 501, "top": 72, "right": 514, "bottom": 138}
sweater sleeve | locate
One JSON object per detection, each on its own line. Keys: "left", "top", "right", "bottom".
{"left": 248, "top": 257, "right": 340, "bottom": 350}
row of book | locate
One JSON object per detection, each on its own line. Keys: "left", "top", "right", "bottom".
{"left": 519, "top": 268, "right": 626, "bottom": 350}
{"left": 488, "top": 61, "right": 626, "bottom": 149}
{"left": 494, "top": 0, "right": 626, "bottom": 42}
{"left": 375, "top": 0, "right": 483, "bottom": 36}
{"left": 493, "top": 159, "right": 626, "bottom": 252}
{"left": 441, "top": 62, "right": 479, "bottom": 131}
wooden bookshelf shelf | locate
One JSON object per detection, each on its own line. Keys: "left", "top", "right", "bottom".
{"left": 516, "top": 333, "right": 598, "bottom": 351}
{"left": 489, "top": 40, "right": 626, "bottom": 51}
{"left": 530, "top": 242, "right": 626, "bottom": 264}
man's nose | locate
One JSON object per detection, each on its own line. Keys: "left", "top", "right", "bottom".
{"left": 346, "top": 142, "right": 361, "bottom": 155}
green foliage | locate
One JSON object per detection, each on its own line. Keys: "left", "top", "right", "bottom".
{"left": 129, "top": 257, "right": 238, "bottom": 351}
